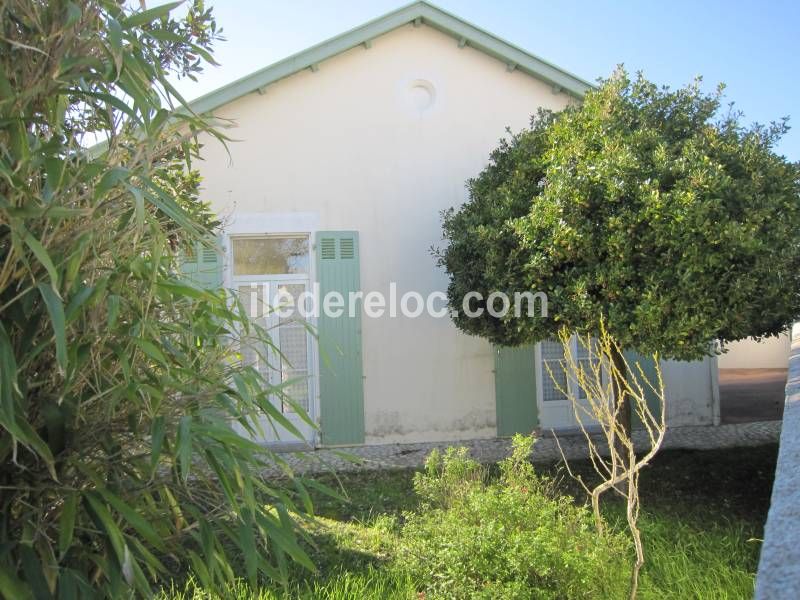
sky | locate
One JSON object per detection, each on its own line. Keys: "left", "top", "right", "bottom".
{"left": 170, "top": 0, "right": 800, "bottom": 160}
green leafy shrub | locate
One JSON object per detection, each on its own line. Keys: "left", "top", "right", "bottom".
{"left": 412, "top": 446, "right": 486, "bottom": 508}
{"left": 0, "top": 2, "right": 317, "bottom": 597}
{"left": 396, "top": 436, "right": 629, "bottom": 599}
{"left": 438, "top": 70, "right": 800, "bottom": 359}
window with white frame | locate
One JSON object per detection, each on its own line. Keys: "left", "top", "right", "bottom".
{"left": 540, "top": 336, "right": 599, "bottom": 402}
{"left": 230, "top": 235, "right": 312, "bottom": 414}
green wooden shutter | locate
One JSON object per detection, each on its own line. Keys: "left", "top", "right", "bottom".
{"left": 180, "top": 239, "right": 223, "bottom": 290}
{"left": 623, "top": 350, "right": 661, "bottom": 429}
{"left": 316, "top": 231, "right": 364, "bottom": 445}
{"left": 494, "top": 345, "right": 538, "bottom": 436}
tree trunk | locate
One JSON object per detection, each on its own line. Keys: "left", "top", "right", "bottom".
{"left": 610, "top": 344, "right": 631, "bottom": 431}
{"left": 610, "top": 345, "right": 631, "bottom": 489}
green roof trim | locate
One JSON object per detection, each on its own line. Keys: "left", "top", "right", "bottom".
{"left": 188, "top": 1, "right": 594, "bottom": 115}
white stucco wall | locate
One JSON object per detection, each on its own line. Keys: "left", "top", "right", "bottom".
{"left": 195, "top": 23, "right": 716, "bottom": 444}
{"left": 661, "top": 357, "right": 719, "bottom": 426}
{"left": 718, "top": 334, "right": 791, "bottom": 370}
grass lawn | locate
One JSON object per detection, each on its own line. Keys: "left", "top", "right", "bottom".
{"left": 169, "top": 443, "right": 777, "bottom": 599}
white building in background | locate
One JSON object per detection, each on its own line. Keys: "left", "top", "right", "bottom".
{"left": 719, "top": 335, "right": 791, "bottom": 370}
{"left": 183, "top": 2, "right": 720, "bottom": 447}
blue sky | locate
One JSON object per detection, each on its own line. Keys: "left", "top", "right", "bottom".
{"left": 173, "top": 0, "right": 800, "bottom": 160}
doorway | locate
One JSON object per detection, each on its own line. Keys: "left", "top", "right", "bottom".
{"left": 230, "top": 235, "right": 316, "bottom": 445}
{"left": 535, "top": 337, "right": 599, "bottom": 430}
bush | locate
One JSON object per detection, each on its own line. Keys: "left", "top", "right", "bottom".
{"left": 396, "top": 436, "right": 629, "bottom": 599}
{"left": 438, "top": 70, "right": 800, "bottom": 359}
{"left": 412, "top": 446, "right": 486, "bottom": 508}
{"left": 0, "top": 2, "right": 317, "bottom": 596}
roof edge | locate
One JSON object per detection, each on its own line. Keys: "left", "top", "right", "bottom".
{"left": 188, "top": 1, "right": 594, "bottom": 115}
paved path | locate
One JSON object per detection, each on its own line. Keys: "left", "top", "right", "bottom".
{"left": 269, "top": 420, "right": 781, "bottom": 476}
{"left": 719, "top": 368, "right": 786, "bottom": 423}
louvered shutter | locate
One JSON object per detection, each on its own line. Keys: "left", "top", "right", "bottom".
{"left": 180, "top": 238, "right": 223, "bottom": 290}
{"left": 623, "top": 350, "right": 662, "bottom": 429}
{"left": 316, "top": 231, "right": 364, "bottom": 445}
{"left": 494, "top": 345, "right": 539, "bottom": 436}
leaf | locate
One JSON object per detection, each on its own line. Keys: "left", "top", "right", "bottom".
{"left": 95, "top": 487, "right": 165, "bottom": 552}
{"left": 19, "top": 545, "right": 51, "bottom": 600}
{"left": 176, "top": 416, "right": 192, "bottom": 481}
{"left": 186, "top": 550, "right": 211, "bottom": 590}
{"left": 107, "top": 17, "right": 123, "bottom": 77}
{"left": 55, "top": 569, "right": 78, "bottom": 600}
{"left": 140, "top": 179, "right": 200, "bottom": 235}
{"left": 65, "top": 2, "right": 81, "bottom": 28}
{"left": 150, "top": 416, "right": 165, "bottom": 473}
{"left": 3, "top": 416, "right": 56, "bottom": 480}
{"left": 0, "top": 63, "right": 13, "bottom": 99}
{"left": 144, "top": 29, "right": 185, "bottom": 43}
{"left": 84, "top": 493, "right": 126, "bottom": 566}
{"left": 126, "top": 537, "right": 167, "bottom": 579}
{"left": 64, "top": 284, "right": 94, "bottom": 323}
{"left": 0, "top": 322, "right": 18, "bottom": 420}
{"left": 44, "top": 156, "right": 65, "bottom": 190}
{"left": 121, "top": 545, "right": 134, "bottom": 586}
{"left": 94, "top": 166, "right": 129, "bottom": 200}
{"left": 187, "top": 42, "right": 220, "bottom": 68}
{"left": 128, "top": 185, "right": 145, "bottom": 233}
{"left": 0, "top": 564, "right": 32, "bottom": 600}
{"left": 254, "top": 510, "right": 315, "bottom": 572}
{"left": 23, "top": 232, "right": 59, "bottom": 287}
{"left": 43, "top": 207, "right": 91, "bottom": 219}
{"left": 299, "top": 477, "right": 348, "bottom": 504}
{"left": 121, "top": 2, "right": 182, "bottom": 29}
{"left": 77, "top": 91, "right": 139, "bottom": 124}
{"left": 107, "top": 294, "right": 121, "bottom": 328}
{"left": 238, "top": 512, "right": 257, "bottom": 586}
{"left": 8, "top": 119, "right": 29, "bottom": 163}
{"left": 133, "top": 338, "right": 167, "bottom": 366}
{"left": 37, "top": 283, "right": 67, "bottom": 373}
{"left": 116, "top": 66, "right": 153, "bottom": 122}
{"left": 157, "top": 280, "right": 212, "bottom": 301}
{"left": 58, "top": 493, "right": 79, "bottom": 558}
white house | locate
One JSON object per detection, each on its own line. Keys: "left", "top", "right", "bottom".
{"left": 718, "top": 335, "right": 791, "bottom": 370}
{"left": 185, "top": 2, "right": 720, "bottom": 447}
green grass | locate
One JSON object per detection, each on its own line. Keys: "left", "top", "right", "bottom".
{"left": 163, "top": 569, "right": 417, "bottom": 600}
{"left": 167, "top": 444, "right": 777, "bottom": 599}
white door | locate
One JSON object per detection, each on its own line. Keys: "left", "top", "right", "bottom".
{"left": 230, "top": 235, "right": 316, "bottom": 445}
{"left": 536, "top": 337, "right": 599, "bottom": 430}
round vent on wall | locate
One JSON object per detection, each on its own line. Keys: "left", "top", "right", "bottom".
{"left": 406, "top": 79, "right": 436, "bottom": 113}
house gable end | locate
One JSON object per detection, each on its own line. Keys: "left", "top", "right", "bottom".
{"left": 188, "top": 1, "right": 593, "bottom": 116}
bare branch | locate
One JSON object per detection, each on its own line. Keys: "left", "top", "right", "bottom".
{"left": 547, "top": 324, "right": 667, "bottom": 599}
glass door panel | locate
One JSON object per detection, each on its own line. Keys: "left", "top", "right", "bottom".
{"left": 230, "top": 234, "right": 315, "bottom": 445}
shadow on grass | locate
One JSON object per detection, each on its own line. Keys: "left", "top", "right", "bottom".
{"left": 164, "top": 444, "right": 778, "bottom": 599}
{"left": 303, "top": 443, "right": 778, "bottom": 598}
{"left": 308, "top": 444, "right": 778, "bottom": 528}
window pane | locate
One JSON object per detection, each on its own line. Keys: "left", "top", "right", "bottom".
{"left": 275, "top": 283, "right": 310, "bottom": 413}
{"left": 275, "top": 283, "right": 307, "bottom": 323}
{"left": 541, "top": 339, "right": 567, "bottom": 402}
{"left": 232, "top": 237, "right": 309, "bottom": 276}
{"left": 541, "top": 340, "right": 564, "bottom": 361}
{"left": 281, "top": 368, "right": 309, "bottom": 413}
{"left": 279, "top": 324, "right": 308, "bottom": 373}
{"left": 542, "top": 361, "right": 568, "bottom": 402}
{"left": 237, "top": 283, "right": 270, "bottom": 319}
{"left": 576, "top": 358, "right": 592, "bottom": 400}
{"left": 575, "top": 337, "right": 599, "bottom": 400}
{"left": 237, "top": 284, "right": 271, "bottom": 376}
